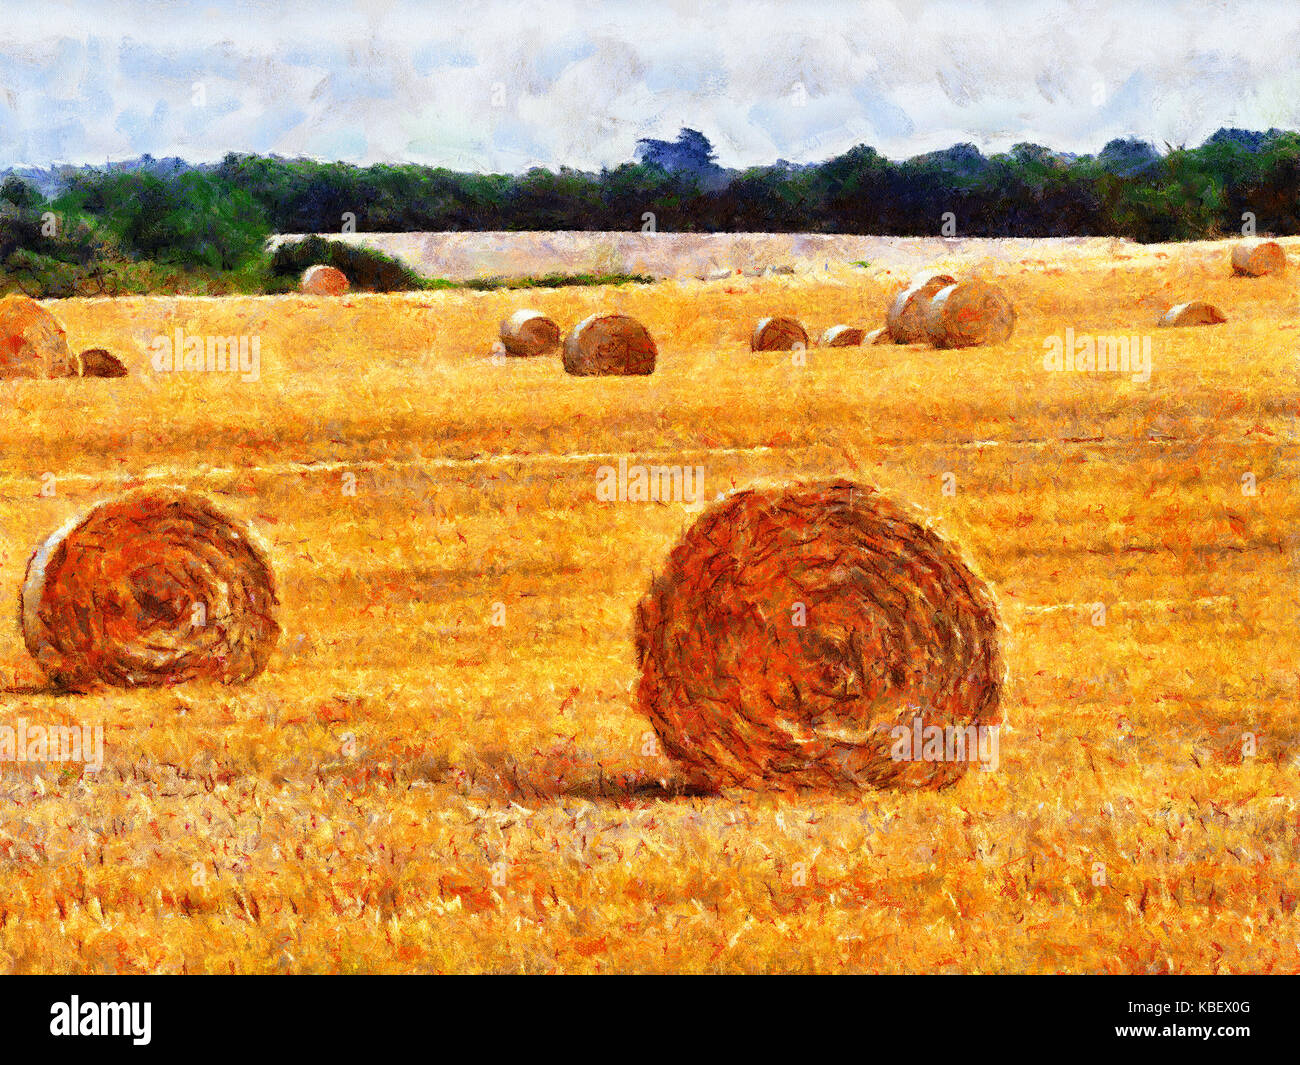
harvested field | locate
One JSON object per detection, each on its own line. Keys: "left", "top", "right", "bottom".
{"left": 0, "top": 235, "right": 1296, "bottom": 974}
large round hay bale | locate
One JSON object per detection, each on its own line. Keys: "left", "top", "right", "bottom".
{"left": 1159, "top": 301, "right": 1227, "bottom": 327}
{"left": 500, "top": 309, "right": 561, "bottom": 357}
{"left": 818, "top": 325, "right": 864, "bottom": 347}
{"left": 1230, "top": 241, "right": 1285, "bottom": 277}
{"left": 562, "top": 314, "right": 657, "bottom": 376}
{"left": 20, "top": 487, "right": 280, "bottom": 691}
{"left": 300, "top": 264, "right": 349, "bottom": 295}
{"left": 863, "top": 327, "right": 892, "bottom": 345}
{"left": 634, "top": 479, "right": 1003, "bottom": 792}
{"left": 0, "top": 294, "right": 75, "bottom": 378}
{"left": 750, "top": 316, "right": 808, "bottom": 351}
{"left": 886, "top": 275, "right": 956, "bottom": 343}
{"left": 75, "top": 348, "right": 128, "bottom": 378}
{"left": 923, "top": 281, "right": 1016, "bottom": 348}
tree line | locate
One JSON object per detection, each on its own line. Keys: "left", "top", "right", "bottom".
{"left": 1, "top": 128, "right": 1296, "bottom": 296}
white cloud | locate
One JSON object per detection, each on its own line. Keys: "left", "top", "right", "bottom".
{"left": 1, "top": 0, "right": 1298, "bottom": 169}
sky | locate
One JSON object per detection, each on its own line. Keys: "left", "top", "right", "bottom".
{"left": 2, "top": 0, "right": 1299, "bottom": 171}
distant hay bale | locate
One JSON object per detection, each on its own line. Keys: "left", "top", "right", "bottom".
{"left": 750, "top": 316, "right": 808, "bottom": 351}
{"left": 300, "top": 264, "right": 350, "bottom": 295}
{"left": 634, "top": 479, "right": 1004, "bottom": 792}
{"left": 818, "top": 325, "right": 864, "bottom": 347}
{"left": 863, "top": 327, "right": 892, "bottom": 345}
{"left": 886, "top": 275, "right": 956, "bottom": 343}
{"left": 923, "top": 281, "right": 1016, "bottom": 348}
{"left": 21, "top": 487, "right": 280, "bottom": 691}
{"left": 0, "top": 294, "right": 75, "bottom": 378}
{"left": 562, "top": 314, "right": 657, "bottom": 376}
{"left": 1159, "top": 301, "right": 1227, "bottom": 327}
{"left": 1230, "top": 241, "right": 1285, "bottom": 277}
{"left": 75, "top": 348, "right": 128, "bottom": 378}
{"left": 499, "top": 309, "right": 561, "bottom": 357}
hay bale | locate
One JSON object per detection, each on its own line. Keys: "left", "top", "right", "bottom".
{"left": 634, "top": 479, "right": 1003, "bottom": 792}
{"left": 563, "top": 314, "right": 657, "bottom": 376}
{"left": 818, "top": 325, "right": 865, "bottom": 348}
{"left": 0, "top": 294, "right": 75, "bottom": 378}
{"left": 21, "top": 487, "right": 280, "bottom": 691}
{"left": 300, "top": 264, "right": 349, "bottom": 295}
{"left": 886, "top": 275, "right": 956, "bottom": 343}
{"left": 863, "top": 327, "right": 892, "bottom": 345}
{"left": 500, "top": 309, "right": 561, "bottom": 357}
{"left": 923, "top": 281, "right": 1016, "bottom": 348}
{"left": 1231, "top": 241, "right": 1285, "bottom": 277}
{"left": 75, "top": 348, "right": 128, "bottom": 378}
{"left": 1159, "top": 301, "right": 1227, "bottom": 327}
{"left": 750, "top": 316, "right": 808, "bottom": 351}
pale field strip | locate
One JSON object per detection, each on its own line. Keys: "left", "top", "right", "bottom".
{"left": 1015, "top": 596, "right": 1237, "bottom": 614}
{"left": 265, "top": 231, "right": 1300, "bottom": 282}
{"left": 0, "top": 443, "right": 801, "bottom": 486}
{"left": 0, "top": 428, "right": 1249, "bottom": 495}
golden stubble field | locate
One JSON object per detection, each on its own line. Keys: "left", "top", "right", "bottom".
{"left": 0, "top": 240, "right": 1296, "bottom": 973}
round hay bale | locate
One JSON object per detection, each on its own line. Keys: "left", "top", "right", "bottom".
{"left": 863, "top": 327, "right": 893, "bottom": 345}
{"left": 562, "top": 314, "right": 657, "bottom": 376}
{"left": 818, "top": 325, "right": 865, "bottom": 348}
{"left": 1159, "top": 301, "right": 1227, "bottom": 327}
{"left": 500, "top": 309, "right": 561, "bottom": 357}
{"left": 634, "top": 479, "right": 1003, "bottom": 792}
{"left": 923, "top": 281, "right": 1016, "bottom": 348}
{"left": 0, "top": 294, "right": 75, "bottom": 378}
{"left": 20, "top": 487, "right": 280, "bottom": 691}
{"left": 1230, "top": 241, "right": 1285, "bottom": 277}
{"left": 75, "top": 348, "right": 128, "bottom": 378}
{"left": 886, "top": 275, "right": 956, "bottom": 343}
{"left": 300, "top": 264, "right": 349, "bottom": 295}
{"left": 750, "top": 316, "right": 808, "bottom": 351}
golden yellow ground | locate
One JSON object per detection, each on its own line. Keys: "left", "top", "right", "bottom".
{"left": 0, "top": 241, "right": 1296, "bottom": 973}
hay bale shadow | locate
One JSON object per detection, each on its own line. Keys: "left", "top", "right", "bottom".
{"left": 0, "top": 681, "right": 85, "bottom": 699}
{"left": 424, "top": 747, "right": 716, "bottom": 802}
